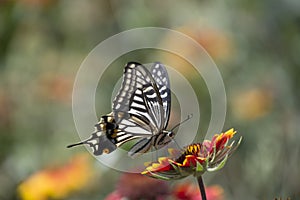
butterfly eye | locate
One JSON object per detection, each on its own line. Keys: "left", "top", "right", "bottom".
{"left": 103, "top": 148, "right": 110, "bottom": 154}
{"left": 168, "top": 132, "right": 175, "bottom": 138}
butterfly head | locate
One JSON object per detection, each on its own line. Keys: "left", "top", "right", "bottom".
{"left": 164, "top": 130, "right": 175, "bottom": 139}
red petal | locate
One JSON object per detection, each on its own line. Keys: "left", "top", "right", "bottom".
{"left": 182, "top": 155, "right": 198, "bottom": 167}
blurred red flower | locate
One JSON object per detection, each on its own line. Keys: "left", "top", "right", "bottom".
{"left": 104, "top": 173, "right": 170, "bottom": 200}
{"left": 105, "top": 191, "right": 123, "bottom": 200}
{"left": 173, "top": 183, "right": 224, "bottom": 200}
{"left": 105, "top": 175, "right": 225, "bottom": 200}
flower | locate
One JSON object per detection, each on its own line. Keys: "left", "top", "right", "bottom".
{"left": 160, "top": 25, "right": 234, "bottom": 80}
{"left": 104, "top": 172, "right": 226, "bottom": 200}
{"left": 142, "top": 128, "right": 242, "bottom": 180}
{"left": 173, "top": 183, "right": 224, "bottom": 200}
{"left": 104, "top": 191, "right": 123, "bottom": 200}
{"left": 104, "top": 173, "right": 170, "bottom": 200}
{"left": 231, "top": 88, "right": 273, "bottom": 120}
{"left": 165, "top": 25, "right": 234, "bottom": 61}
{"left": 18, "top": 154, "right": 93, "bottom": 200}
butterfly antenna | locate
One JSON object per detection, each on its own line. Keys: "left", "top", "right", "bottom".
{"left": 169, "top": 114, "right": 193, "bottom": 151}
{"left": 171, "top": 114, "right": 193, "bottom": 132}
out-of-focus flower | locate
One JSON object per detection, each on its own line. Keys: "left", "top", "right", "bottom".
{"left": 37, "top": 73, "right": 73, "bottom": 104}
{"left": 205, "top": 185, "right": 224, "bottom": 200}
{"left": 173, "top": 183, "right": 224, "bottom": 200}
{"left": 142, "top": 128, "right": 242, "bottom": 180}
{"left": 160, "top": 25, "right": 233, "bottom": 77}
{"left": 179, "top": 26, "right": 233, "bottom": 62}
{"left": 104, "top": 191, "right": 123, "bottom": 200}
{"left": 18, "top": 154, "right": 93, "bottom": 200}
{"left": 232, "top": 88, "right": 273, "bottom": 120}
{"left": 104, "top": 173, "right": 170, "bottom": 200}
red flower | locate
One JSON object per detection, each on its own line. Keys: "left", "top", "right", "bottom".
{"left": 105, "top": 173, "right": 170, "bottom": 200}
{"left": 173, "top": 183, "right": 224, "bottom": 200}
{"left": 105, "top": 191, "right": 123, "bottom": 200}
{"left": 142, "top": 128, "right": 242, "bottom": 180}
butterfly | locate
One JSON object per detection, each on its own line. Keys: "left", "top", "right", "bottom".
{"left": 68, "top": 62, "right": 186, "bottom": 157}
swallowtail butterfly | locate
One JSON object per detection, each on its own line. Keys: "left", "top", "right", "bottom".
{"left": 68, "top": 62, "right": 182, "bottom": 157}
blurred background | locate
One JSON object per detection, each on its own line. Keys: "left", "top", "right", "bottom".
{"left": 1, "top": 0, "right": 300, "bottom": 199}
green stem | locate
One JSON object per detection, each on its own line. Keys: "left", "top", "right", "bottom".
{"left": 197, "top": 176, "right": 207, "bottom": 200}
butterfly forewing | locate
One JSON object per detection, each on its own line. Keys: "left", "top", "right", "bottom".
{"left": 112, "top": 62, "right": 165, "bottom": 139}
{"left": 116, "top": 62, "right": 172, "bottom": 157}
{"left": 150, "top": 63, "right": 171, "bottom": 129}
{"left": 141, "top": 83, "right": 163, "bottom": 132}
{"left": 113, "top": 62, "right": 152, "bottom": 115}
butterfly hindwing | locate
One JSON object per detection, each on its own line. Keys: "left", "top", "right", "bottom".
{"left": 82, "top": 132, "right": 117, "bottom": 155}
{"left": 67, "top": 115, "right": 118, "bottom": 155}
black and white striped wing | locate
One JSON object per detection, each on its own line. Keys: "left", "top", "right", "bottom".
{"left": 150, "top": 62, "right": 171, "bottom": 129}
{"left": 113, "top": 62, "right": 152, "bottom": 115}
{"left": 111, "top": 62, "right": 164, "bottom": 144}
{"left": 113, "top": 89, "right": 154, "bottom": 146}
{"left": 127, "top": 63, "right": 171, "bottom": 157}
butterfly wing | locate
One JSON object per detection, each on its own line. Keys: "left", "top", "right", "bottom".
{"left": 150, "top": 62, "right": 171, "bottom": 129}
{"left": 67, "top": 114, "right": 118, "bottom": 155}
{"left": 128, "top": 63, "right": 171, "bottom": 157}
{"left": 67, "top": 131, "right": 117, "bottom": 155}
{"left": 113, "top": 62, "right": 152, "bottom": 114}
{"left": 112, "top": 62, "right": 164, "bottom": 136}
